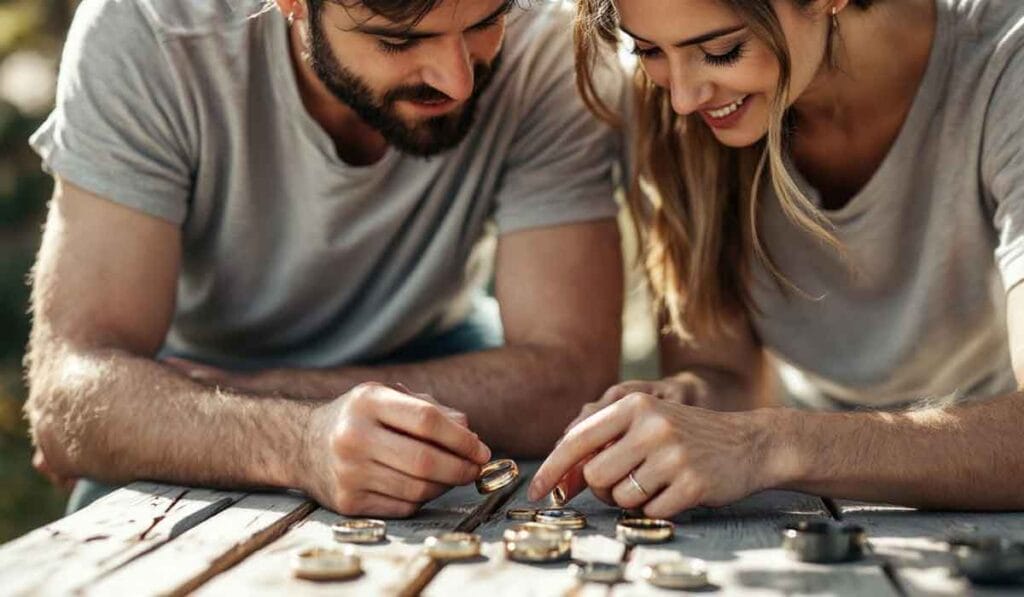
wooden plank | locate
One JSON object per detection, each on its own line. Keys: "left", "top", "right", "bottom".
{"left": 424, "top": 461, "right": 623, "bottom": 597}
{"left": 195, "top": 475, "right": 517, "bottom": 596}
{"left": 0, "top": 482, "right": 243, "bottom": 596}
{"left": 612, "top": 492, "right": 899, "bottom": 596}
{"left": 840, "top": 500, "right": 1024, "bottom": 596}
{"left": 83, "top": 492, "right": 315, "bottom": 596}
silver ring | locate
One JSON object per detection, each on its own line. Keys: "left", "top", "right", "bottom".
{"left": 628, "top": 471, "right": 649, "bottom": 498}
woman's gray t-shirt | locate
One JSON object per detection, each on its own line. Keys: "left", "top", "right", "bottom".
{"left": 753, "top": 0, "right": 1024, "bottom": 408}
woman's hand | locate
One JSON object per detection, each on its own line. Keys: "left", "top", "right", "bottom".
{"left": 564, "top": 379, "right": 695, "bottom": 433}
{"left": 530, "top": 393, "right": 777, "bottom": 519}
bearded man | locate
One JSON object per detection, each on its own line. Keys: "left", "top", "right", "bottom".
{"left": 25, "top": 0, "right": 625, "bottom": 516}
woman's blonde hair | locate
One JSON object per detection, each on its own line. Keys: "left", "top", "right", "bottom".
{"left": 576, "top": 0, "right": 868, "bottom": 340}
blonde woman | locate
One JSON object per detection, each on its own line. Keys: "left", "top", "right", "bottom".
{"left": 529, "top": 0, "right": 1024, "bottom": 516}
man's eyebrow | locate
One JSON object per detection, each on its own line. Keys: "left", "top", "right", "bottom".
{"left": 619, "top": 24, "right": 746, "bottom": 47}
{"left": 355, "top": 1, "right": 514, "bottom": 39}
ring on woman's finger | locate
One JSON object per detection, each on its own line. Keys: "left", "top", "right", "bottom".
{"left": 628, "top": 471, "right": 649, "bottom": 498}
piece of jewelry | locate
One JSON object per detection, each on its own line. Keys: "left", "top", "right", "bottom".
{"left": 476, "top": 459, "right": 519, "bottom": 494}
{"left": 290, "top": 546, "right": 363, "bottom": 581}
{"left": 332, "top": 519, "right": 387, "bottom": 544}
{"left": 571, "top": 561, "right": 625, "bottom": 584}
{"left": 643, "top": 559, "right": 709, "bottom": 590}
{"left": 506, "top": 507, "right": 538, "bottom": 521}
{"left": 627, "top": 471, "right": 649, "bottom": 498}
{"left": 616, "top": 518, "right": 675, "bottom": 545}
{"left": 503, "top": 524, "right": 573, "bottom": 563}
{"left": 781, "top": 521, "right": 865, "bottom": 563}
{"left": 550, "top": 485, "right": 567, "bottom": 507}
{"left": 948, "top": 535, "right": 1024, "bottom": 585}
{"left": 424, "top": 532, "right": 482, "bottom": 561}
{"left": 534, "top": 508, "right": 587, "bottom": 529}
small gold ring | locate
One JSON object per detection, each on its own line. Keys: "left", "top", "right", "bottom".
{"left": 534, "top": 508, "right": 587, "bottom": 529}
{"left": 503, "top": 524, "right": 572, "bottom": 563}
{"left": 616, "top": 518, "right": 675, "bottom": 544}
{"left": 332, "top": 519, "right": 387, "bottom": 544}
{"left": 550, "top": 485, "right": 567, "bottom": 507}
{"left": 424, "top": 532, "right": 482, "bottom": 561}
{"left": 475, "top": 459, "right": 519, "bottom": 494}
{"left": 642, "top": 559, "right": 709, "bottom": 590}
{"left": 506, "top": 508, "right": 538, "bottom": 521}
{"left": 291, "top": 546, "right": 362, "bottom": 581}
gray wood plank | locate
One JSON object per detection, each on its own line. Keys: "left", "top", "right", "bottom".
{"left": 424, "top": 461, "right": 620, "bottom": 597}
{"left": 195, "top": 477, "right": 511, "bottom": 596}
{"left": 83, "top": 492, "right": 314, "bottom": 596}
{"left": 613, "top": 492, "right": 898, "bottom": 596}
{"left": 840, "top": 500, "right": 1024, "bottom": 596}
{"left": 0, "top": 482, "right": 243, "bottom": 596}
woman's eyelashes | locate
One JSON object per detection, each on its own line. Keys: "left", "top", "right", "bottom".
{"left": 630, "top": 41, "right": 748, "bottom": 67}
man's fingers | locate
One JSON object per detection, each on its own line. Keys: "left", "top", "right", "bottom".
{"left": 371, "top": 427, "right": 482, "bottom": 486}
{"left": 529, "top": 402, "right": 631, "bottom": 500}
{"left": 390, "top": 383, "right": 471, "bottom": 428}
{"left": 375, "top": 391, "right": 489, "bottom": 464}
{"left": 336, "top": 491, "right": 421, "bottom": 518}
{"left": 364, "top": 461, "right": 450, "bottom": 504}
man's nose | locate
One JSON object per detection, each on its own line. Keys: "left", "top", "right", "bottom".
{"left": 420, "top": 36, "right": 474, "bottom": 102}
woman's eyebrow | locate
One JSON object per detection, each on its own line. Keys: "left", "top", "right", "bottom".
{"left": 620, "top": 24, "right": 745, "bottom": 47}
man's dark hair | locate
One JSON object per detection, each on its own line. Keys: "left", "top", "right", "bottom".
{"left": 307, "top": 0, "right": 444, "bottom": 31}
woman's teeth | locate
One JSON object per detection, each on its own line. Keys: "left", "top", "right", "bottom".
{"left": 706, "top": 95, "right": 747, "bottom": 119}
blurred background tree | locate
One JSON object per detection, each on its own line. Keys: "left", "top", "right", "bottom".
{"left": 0, "top": 0, "right": 78, "bottom": 543}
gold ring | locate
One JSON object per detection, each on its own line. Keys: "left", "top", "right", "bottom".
{"left": 424, "top": 532, "right": 482, "bottom": 561}
{"left": 534, "top": 508, "right": 587, "bottom": 529}
{"left": 475, "top": 459, "right": 519, "bottom": 494}
{"left": 291, "top": 546, "right": 363, "bottom": 581}
{"left": 503, "top": 524, "right": 572, "bottom": 563}
{"left": 616, "top": 518, "right": 675, "bottom": 544}
{"left": 642, "top": 559, "right": 709, "bottom": 590}
{"left": 571, "top": 561, "right": 625, "bottom": 584}
{"left": 506, "top": 508, "right": 538, "bottom": 521}
{"left": 332, "top": 519, "right": 387, "bottom": 544}
{"left": 550, "top": 485, "right": 567, "bottom": 507}
{"left": 628, "top": 471, "right": 649, "bottom": 498}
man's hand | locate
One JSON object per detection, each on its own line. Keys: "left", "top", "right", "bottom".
{"left": 529, "top": 393, "right": 774, "bottom": 519}
{"left": 302, "top": 382, "right": 492, "bottom": 517}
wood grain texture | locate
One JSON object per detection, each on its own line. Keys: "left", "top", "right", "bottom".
{"left": 83, "top": 493, "right": 315, "bottom": 596}
{"left": 839, "top": 500, "right": 1024, "bottom": 596}
{"left": 0, "top": 482, "right": 242, "bottom": 596}
{"left": 195, "top": 475, "right": 516, "bottom": 596}
{"left": 424, "top": 462, "right": 620, "bottom": 597}
{"left": 612, "top": 491, "right": 898, "bottom": 596}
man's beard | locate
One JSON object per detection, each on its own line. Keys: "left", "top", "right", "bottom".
{"left": 306, "top": 10, "right": 502, "bottom": 157}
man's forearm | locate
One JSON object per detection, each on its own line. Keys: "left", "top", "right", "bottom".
{"left": 764, "top": 392, "right": 1024, "bottom": 509}
{"left": 27, "top": 343, "right": 315, "bottom": 490}
{"left": 255, "top": 344, "right": 616, "bottom": 457}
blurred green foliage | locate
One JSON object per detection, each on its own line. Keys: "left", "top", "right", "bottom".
{"left": 0, "top": 0, "right": 78, "bottom": 544}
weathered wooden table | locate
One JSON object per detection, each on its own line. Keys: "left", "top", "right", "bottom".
{"left": 2, "top": 462, "right": 1023, "bottom": 595}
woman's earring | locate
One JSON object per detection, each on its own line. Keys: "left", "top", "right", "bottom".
{"left": 297, "top": 19, "right": 312, "bottom": 64}
{"left": 828, "top": 6, "right": 841, "bottom": 69}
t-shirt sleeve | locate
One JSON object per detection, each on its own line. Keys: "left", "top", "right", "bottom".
{"left": 29, "top": 0, "right": 194, "bottom": 225}
{"left": 492, "top": 12, "right": 627, "bottom": 234}
{"left": 985, "top": 44, "right": 1024, "bottom": 292}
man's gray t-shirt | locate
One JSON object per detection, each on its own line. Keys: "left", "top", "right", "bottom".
{"left": 31, "top": 0, "right": 622, "bottom": 369}
{"left": 752, "top": 0, "right": 1024, "bottom": 408}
